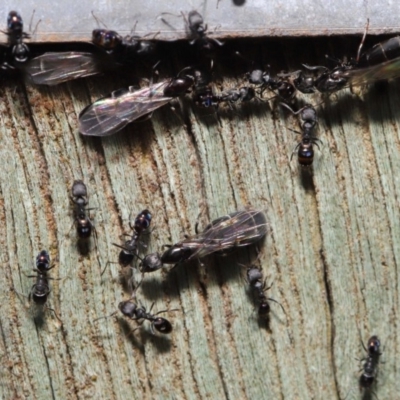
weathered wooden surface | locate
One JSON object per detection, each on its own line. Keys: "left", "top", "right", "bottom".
{"left": 0, "top": 37, "right": 399, "bottom": 399}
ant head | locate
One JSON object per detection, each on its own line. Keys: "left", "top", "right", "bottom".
{"left": 36, "top": 250, "right": 50, "bottom": 271}
{"left": 7, "top": 11, "right": 23, "bottom": 36}
{"left": 92, "top": 29, "right": 123, "bottom": 50}
{"left": 367, "top": 336, "right": 381, "bottom": 355}
{"left": 72, "top": 180, "right": 88, "bottom": 198}
{"left": 276, "top": 81, "right": 296, "bottom": 101}
{"left": 293, "top": 72, "right": 315, "bottom": 94}
{"left": 133, "top": 209, "right": 152, "bottom": 231}
{"left": 139, "top": 253, "right": 163, "bottom": 273}
{"left": 300, "top": 105, "right": 317, "bottom": 123}
{"left": 118, "top": 300, "right": 138, "bottom": 318}
{"left": 188, "top": 11, "right": 205, "bottom": 35}
{"left": 246, "top": 69, "right": 264, "bottom": 85}
{"left": 246, "top": 266, "right": 263, "bottom": 286}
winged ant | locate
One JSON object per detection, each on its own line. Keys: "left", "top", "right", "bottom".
{"left": 20, "top": 14, "right": 158, "bottom": 86}
{"left": 161, "top": 209, "right": 268, "bottom": 265}
{"left": 118, "top": 209, "right": 268, "bottom": 277}
{"left": 299, "top": 19, "right": 400, "bottom": 93}
{"left": 79, "top": 66, "right": 198, "bottom": 136}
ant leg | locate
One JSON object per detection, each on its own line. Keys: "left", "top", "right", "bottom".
{"left": 91, "top": 224, "right": 102, "bottom": 273}
{"left": 157, "top": 12, "right": 181, "bottom": 31}
{"left": 101, "top": 260, "right": 119, "bottom": 277}
{"left": 127, "top": 272, "right": 144, "bottom": 296}
{"left": 112, "top": 242, "right": 130, "bottom": 252}
{"left": 280, "top": 102, "right": 297, "bottom": 114}
{"left": 65, "top": 220, "right": 75, "bottom": 238}
{"left": 267, "top": 298, "right": 286, "bottom": 316}
{"left": 128, "top": 278, "right": 144, "bottom": 301}
{"left": 126, "top": 319, "right": 146, "bottom": 337}
{"left": 154, "top": 308, "right": 179, "bottom": 316}
{"left": 45, "top": 305, "right": 62, "bottom": 322}
{"left": 93, "top": 310, "right": 119, "bottom": 323}
{"left": 313, "top": 140, "right": 322, "bottom": 151}
{"left": 12, "top": 286, "right": 29, "bottom": 304}
{"left": 290, "top": 143, "right": 301, "bottom": 161}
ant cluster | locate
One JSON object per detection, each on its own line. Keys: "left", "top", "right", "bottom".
{"left": 2, "top": 9, "right": 391, "bottom": 394}
{"left": 3, "top": 11, "right": 400, "bottom": 169}
{"left": 97, "top": 208, "right": 269, "bottom": 335}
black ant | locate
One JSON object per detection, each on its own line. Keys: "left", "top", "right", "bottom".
{"left": 191, "top": 69, "right": 259, "bottom": 111}
{"left": 94, "top": 281, "right": 177, "bottom": 335}
{"left": 245, "top": 263, "right": 285, "bottom": 320}
{"left": 3, "top": 11, "right": 39, "bottom": 64}
{"left": 4, "top": 11, "right": 30, "bottom": 63}
{"left": 359, "top": 336, "right": 382, "bottom": 393}
{"left": 70, "top": 180, "right": 99, "bottom": 257}
{"left": 92, "top": 28, "right": 157, "bottom": 63}
{"left": 184, "top": 11, "right": 223, "bottom": 56}
{"left": 191, "top": 68, "right": 221, "bottom": 109}
{"left": 15, "top": 250, "right": 61, "bottom": 320}
{"left": 91, "top": 13, "right": 158, "bottom": 64}
{"left": 160, "top": 10, "right": 223, "bottom": 57}
{"left": 219, "top": 86, "right": 257, "bottom": 105}
{"left": 102, "top": 209, "right": 152, "bottom": 276}
{"left": 71, "top": 180, "right": 92, "bottom": 239}
{"left": 28, "top": 250, "right": 52, "bottom": 305}
{"left": 281, "top": 103, "right": 321, "bottom": 167}
{"left": 235, "top": 53, "right": 296, "bottom": 102}
{"left": 117, "top": 299, "right": 173, "bottom": 335}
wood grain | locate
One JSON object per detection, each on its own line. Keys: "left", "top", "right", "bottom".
{"left": 0, "top": 37, "right": 399, "bottom": 400}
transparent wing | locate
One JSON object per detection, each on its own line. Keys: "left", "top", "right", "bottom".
{"left": 342, "top": 57, "right": 400, "bottom": 86}
{"left": 24, "top": 52, "right": 101, "bottom": 86}
{"left": 78, "top": 81, "right": 173, "bottom": 137}
{"left": 184, "top": 209, "right": 268, "bottom": 260}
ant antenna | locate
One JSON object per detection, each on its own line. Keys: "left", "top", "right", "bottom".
{"left": 356, "top": 18, "right": 370, "bottom": 63}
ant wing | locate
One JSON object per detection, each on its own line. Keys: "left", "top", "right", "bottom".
{"left": 342, "top": 57, "right": 400, "bottom": 86}
{"left": 187, "top": 209, "right": 268, "bottom": 260}
{"left": 78, "top": 81, "right": 173, "bottom": 137}
{"left": 23, "top": 52, "right": 101, "bottom": 86}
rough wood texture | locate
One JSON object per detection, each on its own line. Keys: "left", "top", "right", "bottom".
{"left": 0, "top": 37, "right": 399, "bottom": 399}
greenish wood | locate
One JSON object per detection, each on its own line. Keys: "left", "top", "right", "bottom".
{"left": 0, "top": 37, "right": 399, "bottom": 400}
